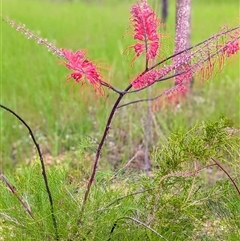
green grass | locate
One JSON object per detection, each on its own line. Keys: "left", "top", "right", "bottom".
{"left": 0, "top": 0, "right": 240, "bottom": 240}
{"left": 1, "top": 118, "right": 240, "bottom": 240}
{"left": 1, "top": 0, "right": 239, "bottom": 166}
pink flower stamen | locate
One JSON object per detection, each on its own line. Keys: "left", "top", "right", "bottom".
{"left": 223, "top": 39, "right": 239, "bottom": 57}
{"left": 129, "top": 0, "right": 160, "bottom": 61}
{"left": 62, "top": 49, "right": 104, "bottom": 95}
{"left": 132, "top": 66, "right": 172, "bottom": 89}
{"left": 217, "top": 30, "right": 240, "bottom": 57}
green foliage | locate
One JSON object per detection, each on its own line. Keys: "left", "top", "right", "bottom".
{"left": 1, "top": 0, "right": 239, "bottom": 166}
{"left": 152, "top": 117, "right": 239, "bottom": 175}
{"left": 1, "top": 118, "right": 239, "bottom": 240}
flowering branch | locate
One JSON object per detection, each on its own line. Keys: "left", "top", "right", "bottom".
{"left": 80, "top": 11, "right": 239, "bottom": 213}
{"left": 1, "top": 15, "right": 120, "bottom": 95}
{"left": 112, "top": 25, "right": 239, "bottom": 96}
{"left": 118, "top": 35, "right": 239, "bottom": 108}
{"left": 2, "top": 14, "right": 239, "bottom": 96}
{"left": 129, "top": 26, "right": 239, "bottom": 91}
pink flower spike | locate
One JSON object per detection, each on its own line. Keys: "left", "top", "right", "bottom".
{"left": 223, "top": 39, "right": 239, "bottom": 57}
{"left": 62, "top": 49, "right": 104, "bottom": 95}
{"left": 132, "top": 65, "right": 172, "bottom": 89}
{"left": 129, "top": 0, "right": 160, "bottom": 61}
{"left": 217, "top": 30, "right": 240, "bottom": 58}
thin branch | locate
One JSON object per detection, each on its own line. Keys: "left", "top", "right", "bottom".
{"left": 183, "top": 162, "right": 198, "bottom": 205}
{"left": 80, "top": 84, "right": 132, "bottom": 217}
{"left": 144, "top": 86, "right": 152, "bottom": 176}
{"left": 0, "top": 104, "right": 59, "bottom": 240}
{"left": 108, "top": 216, "right": 168, "bottom": 241}
{"left": 158, "top": 164, "right": 217, "bottom": 184}
{"left": 0, "top": 213, "right": 24, "bottom": 226}
{"left": 118, "top": 83, "right": 181, "bottom": 109}
{"left": 108, "top": 152, "right": 139, "bottom": 182}
{"left": 98, "top": 188, "right": 155, "bottom": 212}
{"left": 99, "top": 164, "right": 216, "bottom": 212}
{"left": 99, "top": 80, "right": 123, "bottom": 94}
{"left": 211, "top": 158, "right": 240, "bottom": 196}
{"left": 0, "top": 172, "right": 34, "bottom": 219}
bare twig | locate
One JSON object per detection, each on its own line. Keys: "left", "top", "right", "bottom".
{"left": 80, "top": 84, "right": 132, "bottom": 217}
{"left": 183, "top": 162, "right": 198, "bottom": 205}
{"left": 158, "top": 164, "right": 217, "bottom": 184}
{"left": 97, "top": 188, "right": 154, "bottom": 212}
{"left": 108, "top": 152, "right": 139, "bottom": 182}
{"left": 118, "top": 83, "right": 181, "bottom": 109}
{"left": 143, "top": 86, "right": 152, "bottom": 176}
{"left": 0, "top": 172, "right": 34, "bottom": 219}
{"left": 100, "top": 164, "right": 216, "bottom": 212}
{"left": 0, "top": 213, "right": 24, "bottom": 226}
{"left": 108, "top": 216, "right": 168, "bottom": 241}
{"left": 148, "top": 163, "right": 217, "bottom": 224}
{"left": 211, "top": 158, "right": 240, "bottom": 196}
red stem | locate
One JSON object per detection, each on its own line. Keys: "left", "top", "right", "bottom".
{"left": 0, "top": 172, "right": 35, "bottom": 219}
{"left": 81, "top": 84, "right": 132, "bottom": 213}
{"left": 0, "top": 104, "right": 59, "bottom": 240}
{"left": 211, "top": 158, "right": 240, "bottom": 196}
